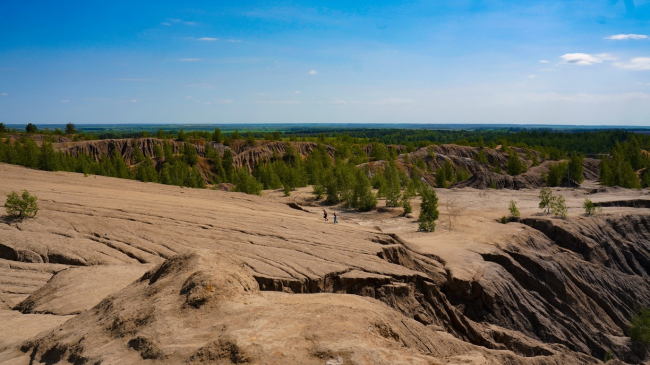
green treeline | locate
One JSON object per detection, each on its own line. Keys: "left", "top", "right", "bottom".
{"left": 0, "top": 137, "right": 205, "bottom": 188}
{"left": 599, "top": 138, "right": 650, "bottom": 189}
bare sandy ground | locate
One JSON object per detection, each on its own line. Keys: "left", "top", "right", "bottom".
{"left": 1, "top": 163, "right": 649, "bottom": 364}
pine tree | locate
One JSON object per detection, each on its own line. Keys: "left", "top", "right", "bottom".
{"left": 384, "top": 161, "right": 401, "bottom": 207}
{"left": 183, "top": 143, "right": 198, "bottom": 166}
{"left": 212, "top": 128, "right": 223, "bottom": 143}
{"left": 233, "top": 168, "right": 262, "bottom": 195}
{"left": 418, "top": 185, "right": 439, "bottom": 232}
{"left": 222, "top": 149, "right": 234, "bottom": 182}
{"left": 38, "top": 142, "right": 59, "bottom": 171}
{"left": 351, "top": 168, "right": 377, "bottom": 211}
{"left": 65, "top": 123, "right": 77, "bottom": 135}
{"left": 135, "top": 157, "right": 159, "bottom": 183}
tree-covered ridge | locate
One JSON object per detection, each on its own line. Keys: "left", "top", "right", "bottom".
{"left": 1, "top": 123, "right": 649, "bottom": 211}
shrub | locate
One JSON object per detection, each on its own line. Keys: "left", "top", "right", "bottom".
{"left": 538, "top": 187, "right": 553, "bottom": 214}
{"left": 603, "top": 350, "right": 613, "bottom": 363}
{"left": 4, "top": 190, "right": 39, "bottom": 219}
{"left": 508, "top": 200, "right": 520, "bottom": 219}
{"left": 551, "top": 194, "right": 567, "bottom": 218}
{"left": 583, "top": 198, "right": 596, "bottom": 215}
{"left": 629, "top": 306, "right": 650, "bottom": 345}
{"left": 501, "top": 215, "right": 508, "bottom": 224}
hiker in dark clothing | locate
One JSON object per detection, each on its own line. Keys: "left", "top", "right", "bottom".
{"left": 333, "top": 213, "right": 338, "bottom": 224}
{"left": 323, "top": 210, "right": 328, "bottom": 221}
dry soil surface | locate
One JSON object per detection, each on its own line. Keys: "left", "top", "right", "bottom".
{"left": 1, "top": 164, "right": 650, "bottom": 364}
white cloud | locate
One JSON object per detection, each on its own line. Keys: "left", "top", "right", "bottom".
{"left": 227, "top": 39, "right": 242, "bottom": 43}
{"left": 183, "top": 96, "right": 192, "bottom": 99}
{"left": 294, "top": 90, "right": 302, "bottom": 94}
{"left": 560, "top": 53, "right": 615, "bottom": 66}
{"left": 1, "top": 93, "right": 6, "bottom": 96}
{"left": 529, "top": 75, "right": 538, "bottom": 79}
{"left": 613, "top": 58, "right": 650, "bottom": 71}
{"left": 61, "top": 99, "right": 69, "bottom": 102}
{"left": 129, "top": 99, "right": 137, "bottom": 103}
{"left": 180, "top": 58, "right": 200, "bottom": 62}
{"left": 539, "top": 60, "right": 549, "bottom": 63}
{"left": 330, "top": 99, "right": 346, "bottom": 104}
{"left": 217, "top": 99, "right": 233, "bottom": 104}
{"left": 161, "top": 22, "right": 171, "bottom": 26}
{"left": 308, "top": 69, "right": 318, "bottom": 75}
{"left": 541, "top": 68, "right": 556, "bottom": 72}
{"left": 184, "top": 22, "right": 197, "bottom": 26}
{"left": 204, "top": 102, "right": 212, "bottom": 105}
{"left": 605, "top": 34, "right": 648, "bottom": 40}
{"left": 198, "top": 37, "right": 219, "bottom": 41}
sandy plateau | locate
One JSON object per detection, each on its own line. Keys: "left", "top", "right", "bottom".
{"left": 2, "top": 163, "right": 650, "bottom": 364}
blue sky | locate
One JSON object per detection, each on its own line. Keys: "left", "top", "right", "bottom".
{"left": 1, "top": 0, "right": 649, "bottom": 125}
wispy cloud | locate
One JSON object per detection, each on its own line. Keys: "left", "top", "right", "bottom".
{"left": 539, "top": 60, "right": 549, "bottom": 63}
{"left": 180, "top": 58, "right": 201, "bottom": 62}
{"left": 527, "top": 92, "right": 650, "bottom": 102}
{"left": 614, "top": 58, "right": 650, "bottom": 71}
{"left": 294, "top": 90, "right": 302, "bottom": 94}
{"left": 330, "top": 99, "right": 346, "bottom": 104}
{"left": 254, "top": 100, "right": 300, "bottom": 104}
{"left": 161, "top": 22, "right": 171, "bottom": 26}
{"left": 560, "top": 53, "right": 615, "bottom": 66}
{"left": 129, "top": 99, "right": 137, "bottom": 103}
{"left": 541, "top": 68, "right": 556, "bottom": 72}
{"left": 198, "top": 37, "right": 219, "bottom": 41}
{"left": 308, "top": 69, "right": 318, "bottom": 75}
{"left": 227, "top": 39, "right": 242, "bottom": 43}
{"left": 1, "top": 93, "right": 7, "bottom": 96}
{"left": 529, "top": 75, "right": 537, "bottom": 79}
{"left": 183, "top": 96, "right": 192, "bottom": 99}
{"left": 605, "top": 34, "right": 648, "bottom": 40}
{"left": 61, "top": 99, "right": 69, "bottom": 102}
{"left": 217, "top": 99, "right": 233, "bottom": 104}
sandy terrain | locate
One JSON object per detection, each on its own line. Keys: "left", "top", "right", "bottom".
{"left": 1, "top": 163, "right": 649, "bottom": 364}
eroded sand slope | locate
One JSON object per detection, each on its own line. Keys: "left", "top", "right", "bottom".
{"left": 1, "top": 164, "right": 649, "bottom": 364}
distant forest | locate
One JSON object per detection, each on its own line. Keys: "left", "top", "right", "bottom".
{"left": 1, "top": 123, "right": 649, "bottom": 206}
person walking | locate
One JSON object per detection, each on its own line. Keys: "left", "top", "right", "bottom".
{"left": 323, "top": 209, "right": 328, "bottom": 221}
{"left": 333, "top": 212, "right": 338, "bottom": 224}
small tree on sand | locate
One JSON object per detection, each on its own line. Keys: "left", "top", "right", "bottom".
{"left": 538, "top": 187, "right": 554, "bottom": 214}
{"left": 551, "top": 194, "right": 568, "bottom": 219}
{"left": 508, "top": 200, "right": 520, "bottom": 219}
{"left": 4, "top": 190, "right": 39, "bottom": 219}
{"left": 418, "top": 185, "right": 439, "bottom": 232}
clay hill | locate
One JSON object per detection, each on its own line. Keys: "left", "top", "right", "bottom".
{"left": 31, "top": 137, "right": 601, "bottom": 189}
{"left": 2, "top": 163, "right": 650, "bottom": 364}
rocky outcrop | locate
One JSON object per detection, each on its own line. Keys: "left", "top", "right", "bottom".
{"left": 233, "top": 141, "right": 334, "bottom": 172}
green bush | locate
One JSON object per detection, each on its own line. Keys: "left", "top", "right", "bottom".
{"left": 4, "top": 190, "right": 39, "bottom": 219}
{"left": 583, "top": 198, "right": 596, "bottom": 215}
{"left": 603, "top": 350, "right": 613, "bottom": 363}
{"left": 629, "top": 306, "right": 650, "bottom": 345}
{"left": 500, "top": 215, "right": 508, "bottom": 224}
